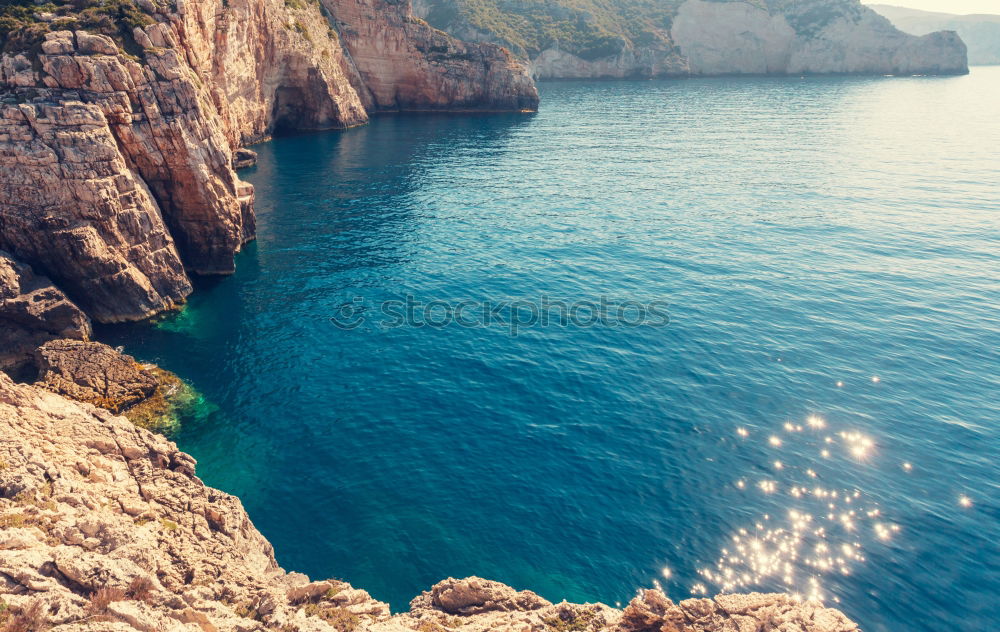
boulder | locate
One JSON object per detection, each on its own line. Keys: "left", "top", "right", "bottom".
{"left": 0, "top": 251, "right": 91, "bottom": 379}
{"left": 620, "top": 589, "right": 686, "bottom": 632}
{"left": 233, "top": 147, "right": 258, "bottom": 169}
{"left": 412, "top": 576, "right": 551, "bottom": 615}
{"left": 32, "top": 340, "right": 157, "bottom": 412}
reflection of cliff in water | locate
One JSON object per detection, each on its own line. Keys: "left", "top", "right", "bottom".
{"left": 252, "top": 113, "right": 535, "bottom": 275}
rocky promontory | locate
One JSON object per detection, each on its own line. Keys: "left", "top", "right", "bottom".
{"left": 413, "top": 0, "right": 969, "bottom": 79}
{"left": 671, "top": 0, "right": 967, "bottom": 76}
{"left": 0, "top": 372, "right": 860, "bottom": 631}
{"left": 0, "top": 0, "right": 537, "bottom": 327}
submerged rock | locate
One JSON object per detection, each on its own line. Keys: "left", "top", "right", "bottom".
{"left": 124, "top": 365, "right": 200, "bottom": 434}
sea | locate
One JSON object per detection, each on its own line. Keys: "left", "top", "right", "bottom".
{"left": 101, "top": 66, "right": 1000, "bottom": 632}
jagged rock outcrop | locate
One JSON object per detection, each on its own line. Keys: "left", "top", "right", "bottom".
{"left": 0, "top": 371, "right": 390, "bottom": 631}
{"left": 414, "top": 0, "right": 968, "bottom": 79}
{"left": 0, "top": 252, "right": 91, "bottom": 380}
{"left": 32, "top": 339, "right": 158, "bottom": 413}
{"left": 411, "top": 577, "right": 550, "bottom": 615}
{"left": 233, "top": 148, "right": 259, "bottom": 170}
{"left": 0, "top": 374, "right": 861, "bottom": 631}
{"left": 0, "top": 0, "right": 536, "bottom": 326}
{"left": 0, "top": 26, "right": 246, "bottom": 321}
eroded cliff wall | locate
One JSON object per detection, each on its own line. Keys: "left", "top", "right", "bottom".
{"left": 671, "top": 0, "right": 968, "bottom": 76}
{"left": 531, "top": 43, "right": 688, "bottom": 81}
{"left": 326, "top": 0, "right": 537, "bottom": 111}
{"left": 0, "top": 372, "right": 860, "bottom": 632}
{"left": 414, "top": 0, "right": 969, "bottom": 79}
{"left": 0, "top": 0, "right": 537, "bottom": 325}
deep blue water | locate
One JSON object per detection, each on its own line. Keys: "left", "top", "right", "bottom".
{"left": 102, "top": 68, "right": 1000, "bottom": 631}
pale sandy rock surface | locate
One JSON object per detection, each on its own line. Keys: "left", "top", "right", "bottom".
{"left": 870, "top": 5, "right": 1000, "bottom": 66}
{"left": 0, "top": 374, "right": 860, "bottom": 631}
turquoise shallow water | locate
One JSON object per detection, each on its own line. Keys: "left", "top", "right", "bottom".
{"left": 102, "top": 67, "right": 1000, "bottom": 631}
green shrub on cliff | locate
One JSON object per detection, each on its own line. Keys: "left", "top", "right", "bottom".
{"left": 0, "top": 0, "right": 155, "bottom": 53}
{"left": 302, "top": 604, "right": 360, "bottom": 631}
{"left": 419, "top": 0, "right": 866, "bottom": 60}
{"left": 421, "top": 0, "right": 682, "bottom": 59}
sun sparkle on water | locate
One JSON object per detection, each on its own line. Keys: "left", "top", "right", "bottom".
{"left": 693, "top": 413, "right": 899, "bottom": 602}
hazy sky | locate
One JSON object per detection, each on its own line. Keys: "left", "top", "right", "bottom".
{"left": 864, "top": 0, "right": 1000, "bottom": 14}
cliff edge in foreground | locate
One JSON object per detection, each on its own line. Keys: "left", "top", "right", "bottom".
{"left": 0, "top": 0, "right": 537, "bottom": 325}
{"left": 0, "top": 373, "right": 859, "bottom": 631}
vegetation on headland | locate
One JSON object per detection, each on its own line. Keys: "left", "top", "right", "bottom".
{"left": 419, "top": 0, "right": 867, "bottom": 60}
{"left": 0, "top": 0, "right": 159, "bottom": 54}
{"left": 420, "top": 0, "right": 682, "bottom": 60}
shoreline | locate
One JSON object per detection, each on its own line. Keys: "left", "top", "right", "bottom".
{"left": 0, "top": 372, "right": 861, "bottom": 631}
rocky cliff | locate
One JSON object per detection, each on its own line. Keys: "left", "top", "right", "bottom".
{"left": 672, "top": 0, "right": 968, "bottom": 76}
{"left": 871, "top": 4, "right": 1000, "bottom": 66}
{"left": 0, "top": 0, "right": 537, "bottom": 326}
{"left": 326, "top": 0, "right": 538, "bottom": 111}
{"left": 413, "top": 0, "right": 968, "bottom": 79}
{"left": 0, "top": 372, "right": 860, "bottom": 631}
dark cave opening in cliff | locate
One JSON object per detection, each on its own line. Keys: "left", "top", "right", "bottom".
{"left": 271, "top": 86, "right": 314, "bottom": 134}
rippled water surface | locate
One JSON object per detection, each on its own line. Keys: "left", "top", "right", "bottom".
{"left": 103, "top": 68, "right": 1000, "bottom": 631}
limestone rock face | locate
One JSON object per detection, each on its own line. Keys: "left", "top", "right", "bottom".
{"left": 0, "top": 375, "right": 860, "bottom": 632}
{"left": 616, "top": 589, "right": 860, "bottom": 632}
{"left": 32, "top": 340, "right": 158, "bottom": 413}
{"left": 173, "top": 0, "right": 370, "bottom": 147}
{"left": 532, "top": 44, "right": 689, "bottom": 80}
{"left": 0, "top": 80, "right": 195, "bottom": 322}
{"left": 324, "top": 0, "right": 539, "bottom": 112}
{"left": 870, "top": 5, "right": 1000, "bottom": 66}
{"left": 416, "top": 0, "right": 968, "bottom": 79}
{"left": 0, "top": 252, "right": 91, "bottom": 378}
{"left": 0, "top": 372, "right": 388, "bottom": 631}
{"left": 671, "top": 0, "right": 968, "bottom": 76}
{"left": 0, "top": 0, "right": 535, "bottom": 327}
